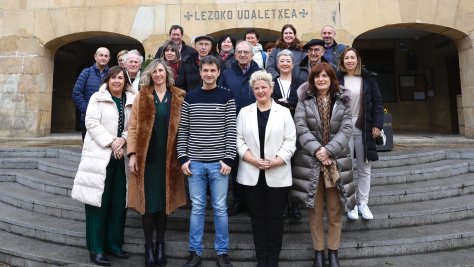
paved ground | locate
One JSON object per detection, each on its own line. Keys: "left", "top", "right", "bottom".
{"left": 1, "top": 131, "right": 473, "bottom": 149}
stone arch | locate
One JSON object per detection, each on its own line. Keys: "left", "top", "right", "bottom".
{"left": 350, "top": 23, "right": 472, "bottom": 136}
{"left": 45, "top": 32, "right": 144, "bottom": 133}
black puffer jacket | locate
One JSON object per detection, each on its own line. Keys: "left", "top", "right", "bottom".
{"left": 337, "top": 69, "right": 384, "bottom": 161}
{"left": 290, "top": 83, "right": 356, "bottom": 211}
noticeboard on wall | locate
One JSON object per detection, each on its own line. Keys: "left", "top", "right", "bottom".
{"left": 399, "top": 75, "right": 427, "bottom": 101}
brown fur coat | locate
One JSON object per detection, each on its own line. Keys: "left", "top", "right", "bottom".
{"left": 127, "top": 85, "right": 186, "bottom": 215}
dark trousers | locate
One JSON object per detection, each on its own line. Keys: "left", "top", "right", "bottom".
{"left": 231, "top": 156, "right": 245, "bottom": 204}
{"left": 244, "top": 173, "right": 289, "bottom": 266}
{"left": 85, "top": 158, "right": 127, "bottom": 254}
{"left": 81, "top": 120, "right": 87, "bottom": 141}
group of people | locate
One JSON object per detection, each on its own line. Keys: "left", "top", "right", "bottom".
{"left": 70, "top": 23, "right": 384, "bottom": 267}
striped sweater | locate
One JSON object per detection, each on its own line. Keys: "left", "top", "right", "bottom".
{"left": 177, "top": 86, "right": 237, "bottom": 167}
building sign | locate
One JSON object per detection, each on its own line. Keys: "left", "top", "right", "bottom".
{"left": 183, "top": 8, "right": 309, "bottom": 21}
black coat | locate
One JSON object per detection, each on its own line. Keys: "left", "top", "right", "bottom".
{"left": 292, "top": 56, "right": 336, "bottom": 84}
{"left": 271, "top": 76, "right": 302, "bottom": 117}
{"left": 175, "top": 52, "right": 223, "bottom": 92}
{"left": 337, "top": 69, "right": 384, "bottom": 161}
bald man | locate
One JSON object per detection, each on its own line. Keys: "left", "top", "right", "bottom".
{"left": 72, "top": 47, "right": 110, "bottom": 140}
{"left": 320, "top": 25, "right": 347, "bottom": 65}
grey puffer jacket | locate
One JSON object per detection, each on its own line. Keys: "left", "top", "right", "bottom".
{"left": 290, "top": 82, "right": 356, "bottom": 212}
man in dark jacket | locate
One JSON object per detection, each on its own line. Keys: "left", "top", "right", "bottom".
{"left": 218, "top": 40, "right": 261, "bottom": 216}
{"left": 154, "top": 25, "right": 195, "bottom": 60}
{"left": 176, "top": 35, "right": 215, "bottom": 92}
{"left": 321, "top": 25, "right": 347, "bottom": 65}
{"left": 72, "top": 47, "right": 110, "bottom": 140}
{"left": 293, "top": 39, "right": 336, "bottom": 83}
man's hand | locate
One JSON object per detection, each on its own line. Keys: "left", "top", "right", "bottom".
{"left": 219, "top": 160, "right": 231, "bottom": 175}
{"left": 181, "top": 160, "right": 192, "bottom": 176}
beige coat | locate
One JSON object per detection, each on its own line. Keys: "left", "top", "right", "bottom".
{"left": 126, "top": 85, "right": 187, "bottom": 215}
{"left": 71, "top": 84, "right": 136, "bottom": 207}
{"left": 237, "top": 100, "right": 296, "bottom": 187}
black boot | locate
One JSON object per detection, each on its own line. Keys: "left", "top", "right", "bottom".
{"left": 89, "top": 252, "right": 111, "bottom": 266}
{"left": 155, "top": 242, "right": 167, "bottom": 266}
{"left": 327, "top": 249, "right": 340, "bottom": 267}
{"left": 144, "top": 244, "right": 156, "bottom": 267}
{"left": 312, "top": 250, "right": 325, "bottom": 267}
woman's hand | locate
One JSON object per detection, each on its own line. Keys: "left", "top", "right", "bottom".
{"left": 111, "top": 137, "right": 126, "bottom": 151}
{"left": 372, "top": 127, "right": 381, "bottom": 138}
{"left": 267, "top": 157, "right": 285, "bottom": 168}
{"left": 128, "top": 154, "right": 138, "bottom": 173}
{"left": 113, "top": 148, "right": 124, "bottom": 160}
{"left": 315, "top": 147, "right": 330, "bottom": 162}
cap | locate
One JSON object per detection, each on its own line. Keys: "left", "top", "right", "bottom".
{"left": 194, "top": 35, "right": 214, "bottom": 44}
{"left": 303, "top": 39, "right": 325, "bottom": 50}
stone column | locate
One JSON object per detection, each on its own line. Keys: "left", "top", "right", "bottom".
{"left": 456, "top": 35, "right": 474, "bottom": 138}
{"left": 0, "top": 36, "right": 53, "bottom": 137}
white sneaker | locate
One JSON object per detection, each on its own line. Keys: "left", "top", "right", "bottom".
{"left": 358, "top": 204, "right": 374, "bottom": 220}
{"left": 347, "top": 206, "right": 359, "bottom": 220}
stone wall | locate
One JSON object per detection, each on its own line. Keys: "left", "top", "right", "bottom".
{"left": 1, "top": 0, "right": 473, "bottom": 137}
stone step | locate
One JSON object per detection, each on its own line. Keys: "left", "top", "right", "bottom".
{"left": 1, "top": 200, "right": 474, "bottom": 260}
{"left": 3, "top": 227, "right": 473, "bottom": 267}
{"left": 369, "top": 172, "right": 474, "bottom": 205}
{"left": 0, "top": 169, "right": 72, "bottom": 196}
{"left": 370, "top": 159, "right": 472, "bottom": 186}
{"left": 372, "top": 148, "right": 447, "bottom": 168}
{"left": 2, "top": 173, "right": 474, "bottom": 233}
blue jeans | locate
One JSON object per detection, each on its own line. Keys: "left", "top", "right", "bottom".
{"left": 188, "top": 161, "right": 229, "bottom": 256}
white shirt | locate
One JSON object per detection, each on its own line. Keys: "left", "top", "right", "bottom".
{"left": 344, "top": 76, "right": 363, "bottom": 126}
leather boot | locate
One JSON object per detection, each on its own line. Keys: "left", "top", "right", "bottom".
{"left": 328, "top": 249, "right": 340, "bottom": 267}
{"left": 155, "top": 242, "right": 167, "bottom": 266}
{"left": 312, "top": 250, "right": 325, "bottom": 267}
{"left": 144, "top": 244, "right": 156, "bottom": 267}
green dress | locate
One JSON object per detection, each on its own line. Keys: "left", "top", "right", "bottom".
{"left": 144, "top": 90, "right": 170, "bottom": 213}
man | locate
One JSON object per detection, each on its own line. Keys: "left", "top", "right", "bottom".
{"left": 321, "top": 25, "right": 347, "bottom": 65}
{"left": 154, "top": 25, "right": 195, "bottom": 60}
{"left": 219, "top": 40, "right": 261, "bottom": 216}
{"left": 245, "top": 28, "right": 267, "bottom": 69}
{"left": 293, "top": 39, "right": 336, "bottom": 83}
{"left": 177, "top": 56, "right": 236, "bottom": 267}
{"left": 72, "top": 47, "right": 110, "bottom": 140}
{"left": 176, "top": 35, "right": 215, "bottom": 91}
{"left": 123, "top": 49, "right": 143, "bottom": 91}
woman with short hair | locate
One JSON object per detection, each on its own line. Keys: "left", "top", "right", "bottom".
{"left": 237, "top": 70, "right": 296, "bottom": 266}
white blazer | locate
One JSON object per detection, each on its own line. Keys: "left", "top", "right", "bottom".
{"left": 236, "top": 100, "right": 296, "bottom": 187}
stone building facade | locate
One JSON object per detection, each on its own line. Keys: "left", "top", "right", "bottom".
{"left": 1, "top": 0, "right": 473, "bottom": 138}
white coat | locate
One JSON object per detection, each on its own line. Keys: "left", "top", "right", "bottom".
{"left": 236, "top": 100, "right": 296, "bottom": 187}
{"left": 71, "top": 83, "right": 136, "bottom": 207}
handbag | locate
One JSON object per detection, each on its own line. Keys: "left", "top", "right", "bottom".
{"left": 322, "top": 160, "right": 341, "bottom": 188}
{"left": 375, "top": 129, "right": 387, "bottom": 146}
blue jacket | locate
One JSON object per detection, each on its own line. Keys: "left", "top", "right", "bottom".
{"left": 72, "top": 64, "right": 109, "bottom": 121}
{"left": 324, "top": 41, "right": 347, "bottom": 66}
{"left": 218, "top": 60, "right": 261, "bottom": 115}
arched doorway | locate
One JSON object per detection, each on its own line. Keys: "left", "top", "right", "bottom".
{"left": 49, "top": 33, "right": 144, "bottom": 133}
{"left": 353, "top": 25, "right": 465, "bottom": 134}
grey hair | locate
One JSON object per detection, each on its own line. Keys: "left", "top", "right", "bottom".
{"left": 249, "top": 70, "right": 274, "bottom": 89}
{"left": 276, "top": 49, "right": 294, "bottom": 63}
{"left": 236, "top": 40, "right": 254, "bottom": 51}
{"left": 123, "top": 49, "right": 143, "bottom": 64}
{"left": 141, "top": 59, "right": 175, "bottom": 87}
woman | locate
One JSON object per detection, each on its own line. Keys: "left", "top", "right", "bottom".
{"left": 237, "top": 70, "right": 296, "bottom": 267}
{"left": 271, "top": 49, "right": 302, "bottom": 220}
{"left": 127, "top": 59, "right": 187, "bottom": 267}
{"left": 160, "top": 40, "right": 181, "bottom": 81}
{"left": 337, "top": 47, "right": 384, "bottom": 220}
{"left": 117, "top": 50, "right": 128, "bottom": 68}
{"left": 265, "top": 24, "right": 306, "bottom": 79}
{"left": 217, "top": 34, "right": 236, "bottom": 70}
{"left": 71, "top": 66, "right": 136, "bottom": 266}
{"left": 290, "top": 63, "right": 355, "bottom": 267}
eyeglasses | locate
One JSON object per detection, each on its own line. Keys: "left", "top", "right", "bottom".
{"left": 236, "top": 50, "right": 251, "bottom": 55}
{"left": 307, "top": 48, "right": 323, "bottom": 53}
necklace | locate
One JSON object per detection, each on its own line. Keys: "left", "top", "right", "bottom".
{"left": 277, "top": 78, "right": 291, "bottom": 100}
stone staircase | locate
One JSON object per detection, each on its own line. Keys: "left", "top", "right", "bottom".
{"left": 0, "top": 147, "right": 474, "bottom": 266}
